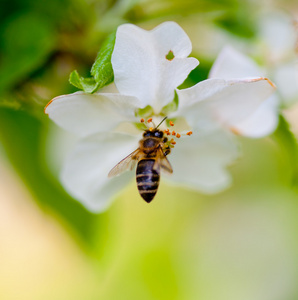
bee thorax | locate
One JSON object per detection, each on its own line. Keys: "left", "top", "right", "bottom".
{"left": 140, "top": 137, "right": 160, "bottom": 153}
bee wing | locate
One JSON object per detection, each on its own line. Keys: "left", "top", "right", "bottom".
{"left": 154, "top": 147, "right": 173, "bottom": 175}
{"left": 108, "top": 148, "right": 141, "bottom": 178}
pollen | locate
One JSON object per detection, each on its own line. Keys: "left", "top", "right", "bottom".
{"left": 147, "top": 118, "right": 153, "bottom": 123}
{"left": 140, "top": 118, "right": 145, "bottom": 123}
{"left": 176, "top": 133, "right": 181, "bottom": 138}
{"left": 169, "top": 121, "right": 174, "bottom": 126}
{"left": 186, "top": 131, "right": 193, "bottom": 136}
{"left": 170, "top": 139, "right": 176, "bottom": 145}
{"left": 164, "top": 129, "right": 170, "bottom": 135}
{"left": 172, "top": 131, "right": 176, "bottom": 136}
{"left": 149, "top": 127, "right": 153, "bottom": 131}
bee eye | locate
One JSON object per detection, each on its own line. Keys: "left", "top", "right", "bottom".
{"left": 143, "top": 131, "right": 152, "bottom": 137}
{"left": 154, "top": 131, "right": 163, "bottom": 138}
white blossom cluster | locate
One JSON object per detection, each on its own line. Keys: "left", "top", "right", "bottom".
{"left": 45, "top": 22, "right": 281, "bottom": 212}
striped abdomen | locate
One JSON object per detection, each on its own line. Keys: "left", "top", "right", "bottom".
{"left": 136, "top": 159, "right": 160, "bottom": 203}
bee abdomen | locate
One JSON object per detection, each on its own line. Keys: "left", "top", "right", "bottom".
{"left": 136, "top": 159, "right": 160, "bottom": 203}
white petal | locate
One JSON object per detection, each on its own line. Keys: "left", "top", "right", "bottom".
{"left": 45, "top": 92, "right": 140, "bottom": 137}
{"left": 176, "top": 77, "right": 276, "bottom": 133}
{"left": 61, "top": 132, "right": 140, "bottom": 212}
{"left": 97, "top": 82, "right": 119, "bottom": 93}
{"left": 231, "top": 95, "right": 279, "bottom": 138}
{"left": 206, "top": 47, "right": 280, "bottom": 137}
{"left": 273, "top": 62, "right": 298, "bottom": 106}
{"left": 209, "top": 46, "right": 264, "bottom": 79}
{"left": 112, "top": 21, "right": 199, "bottom": 113}
{"left": 167, "top": 130, "right": 238, "bottom": 193}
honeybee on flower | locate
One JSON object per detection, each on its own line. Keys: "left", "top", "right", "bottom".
{"left": 108, "top": 116, "right": 194, "bottom": 203}
{"left": 45, "top": 22, "right": 276, "bottom": 212}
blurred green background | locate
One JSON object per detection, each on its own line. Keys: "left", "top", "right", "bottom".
{"left": 1, "top": 0, "right": 298, "bottom": 299}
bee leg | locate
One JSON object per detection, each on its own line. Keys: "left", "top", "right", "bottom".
{"left": 164, "top": 146, "right": 171, "bottom": 156}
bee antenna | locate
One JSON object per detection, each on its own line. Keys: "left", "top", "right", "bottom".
{"left": 156, "top": 116, "right": 168, "bottom": 129}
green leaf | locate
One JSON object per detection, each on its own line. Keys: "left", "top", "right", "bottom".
{"left": 214, "top": 2, "right": 257, "bottom": 38}
{"left": 0, "top": 12, "right": 56, "bottom": 95}
{"left": 69, "top": 70, "right": 99, "bottom": 93}
{"left": 69, "top": 31, "right": 116, "bottom": 93}
{"left": 69, "top": 70, "right": 84, "bottom": 90}
{"left": 91, "top": 30, "right": 116, "bottom": 89}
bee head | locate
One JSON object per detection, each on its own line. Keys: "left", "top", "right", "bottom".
{"left": 143, "top": 129, "right": 164, "bottom": 138}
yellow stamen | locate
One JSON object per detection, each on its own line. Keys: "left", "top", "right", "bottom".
{"left": 172, "top": 131, "right": 176, "bottom": 136}
{"left": 149, "top": 127, "right": 153, "bottom": 131}
{"left": 140, "top": 118, "right": 145, "bottom": 123}
{"left": 147, "top": 118, "right": 153, "bottom": 123}
{"left": 176, "top": 133, "right": 181, "bottom": 138}
{"left": 186, "top": 131, "right": 193, "bottom": 136}
{"left": 169, "top": 121, "right": 174, "bottom": 126}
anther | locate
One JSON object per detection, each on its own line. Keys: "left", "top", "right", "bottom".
{"left": 169, "top": 121, "right": 174, "bottom": 126}
{"left": 172, "top": 131, "right": 176, "bottom": 136}
{"left": 186, "top": 131, "right": 193, "bottom": 136}
{"left": 176, "top": 133, "right": 181, "bottom": 138}
{"left": 140, "top": 118, "right": 145, "bottom": 123}
{"left": 147, "top": 118, "right": 153, "bottom": 123}
{"left": 149, "top": 127, "right": 153, "bottom": 131}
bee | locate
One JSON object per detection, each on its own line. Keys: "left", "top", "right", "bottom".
{"left": 108, "top": 117, "right": 173, "bottom": 203}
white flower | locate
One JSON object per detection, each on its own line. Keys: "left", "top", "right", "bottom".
{"left": 178, "top": 45, "right": 279, "bottom": 138}
{"left": 45, "top": 22, "right": 276, "bottom": 212}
